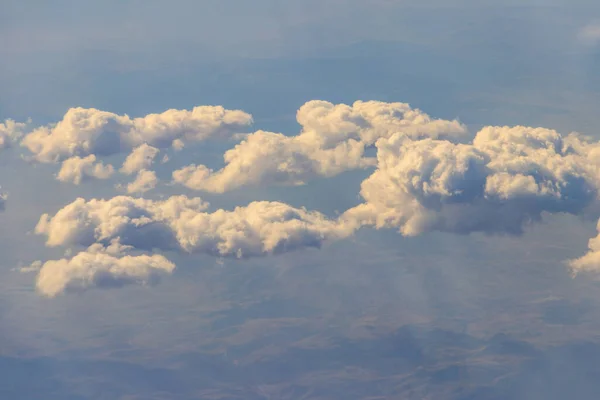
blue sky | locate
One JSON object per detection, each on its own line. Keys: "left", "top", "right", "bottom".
{"left": 3, "top": 1, "right": 600, "bottom": 399}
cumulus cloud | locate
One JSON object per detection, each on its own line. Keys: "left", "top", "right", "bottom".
{"left": 35, "top": 195, "right": 353, "bottom": 258}
{"left": 343, "top": 125, "right": 600, "bottom": 236}
{"left": 296, "top": 100, "right": 466, "bottom": 146}
{"left": 22, "top": 99, "right": 600, "bottom": 296}
{"left": 125, "top": 169, "right": 158, "bottom": 194}
{"left": 21, "top": 105, "right": 253, "bottom": 163}
{"left": 31, "top": 243, "right": 175, "bottom": 297}
{"left": 120, "top": 144, "right": 160, "bottom": 175}
{"left": 568, "top": 220, "right": 600, "bottom": 274}
{"left": 173, "top": 100, "right": 466, "bottom": 192}
{"left": 172, "top": 130, "right": 372, "bottom": 192}
{"left": 0, "top": 119, "right": 28, "bottom": 149}
{"left": 56, "top": 155, "right": 115, "bottom": 184}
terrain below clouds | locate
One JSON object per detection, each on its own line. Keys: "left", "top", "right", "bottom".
{"left": 3, "top": 326, "right": 599, "bottom": 400}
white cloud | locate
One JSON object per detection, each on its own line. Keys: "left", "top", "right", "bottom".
{"left": 173, "top": 100, "right": 466, "bottom": 192}
{"left": 86, "top": 238, "right": 135, "bottom": 256}
{"left": 21, "top": 105, "right": 253, "bottom": 163}
{"left": 568, "top": 219, "right": 600, "bottom": 275}
{"left": 172, "top": 130, "right": 372, "bottom": 192}
{"left": 20, "top": 98, "right": 600, "bottom": 296}
{"left": 126, "top": 169, "right": 158, "bottom": 194}
{"left": 56, "top": 155, "right": 115, "bottom": 184}
{"left": 343, "top": 126, "right": 600, "bottom": 236}
{"left": 120, "top": 144, "right": 160, "bottom": 175}
{"left": 0, "top": 119, "right": 28, "bottom": 149}
{"left": 32, "top": 245, "right": 175, "bottom": 297}
{"left": 35, "top": 195, "right": 353, "bottom": 258}
{"left": 172, "top": 139, "right": 185, "bottom": 151}
{"left": 296, "top": 100, "right": 466, "bottom": 146}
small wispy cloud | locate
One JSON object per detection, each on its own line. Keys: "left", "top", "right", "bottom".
{"left": 578, "top": 22, "right": 600, "bottom": 45}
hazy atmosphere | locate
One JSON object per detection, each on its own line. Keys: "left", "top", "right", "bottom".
{"left": 3, "top": 1, "right": 600, "bottom": 399}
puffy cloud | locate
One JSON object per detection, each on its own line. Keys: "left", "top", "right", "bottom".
{"left": 56, "top": 155, "right": 115, "bottom": 184}
{"left": 343, "top": 126, "right": 600, "bottom": 236}
{"left": 125, "top": 170, "right": 158, "bottom": 194}
{"left": 120, "top": 144, "right": 160, "bottom": 175}
{"left": 35, "top": 195, "right": 208, "bottom": 250}
{"left": 30, "top": 243, "right": 175, "bottom": 297}
{"left": 172, "top": 130, "right": 372, "bottom": 192}
{"left": 21, "top": 105, "right": 253, "bottom": 163}
{"left": 86, "top": 238, "right": 135, "bottom": 256}
{"left": 296, "top": 100, "right": 466, "bottom": 146}
{"left": 568, "top": 219, "right": 600, "bottom": 275}
{"left": 172, "top": 139, "right": 185, "bottom": 151}
{"left": 173, "top": 100, "right": 465, "bottom": 192}
{"left": 20, "top": 100, "right": 600, "bottom": 293}
{"left": 35, "top": 195, "right": 353, "bottom": 258}
{"left": 0, "top": 119, "right": 28, "bottom": 149}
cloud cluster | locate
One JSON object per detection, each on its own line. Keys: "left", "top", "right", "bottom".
{"left": 173, "top": 100, "right": 466, "bottom": 192}
{"left": 17, "top": 99, "right": 600, "bottom": 296}
{"left": 35, "top": 195, "right": 353, "bottom": 259}
{"left": 29, "top": 240, "right": 175, "bottom": 297}
{"left": 17, "top": 105, "right": 251, "bottom": 187}
{"left": 20, "top": 105, "right": 253, "bottom": 163}
{"left": 343, "top": 126, "right": 600, "bottom": 236}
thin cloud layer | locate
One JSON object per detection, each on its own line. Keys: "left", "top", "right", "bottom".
{"left": 20, "top": 105, "right": 253, "bottom": 163}
{"left": 173, "top": 100, "right": 466, "bottom": 192}
{"left": 578, "top": 22, "right": 600, "bottom": 45}
{"left": 35, "top": 195, "right": 353, "bottom": 258}
{"left": 343, "top": 126, "right": 600, "bottom": 236}
{"left": 31, "top": 242, "right": 175, "bottom": 297}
